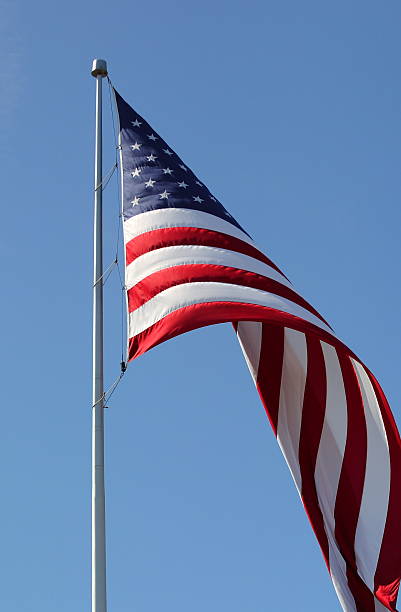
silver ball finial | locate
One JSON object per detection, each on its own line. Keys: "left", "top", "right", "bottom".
{"left": 91, "top": 59, "right": 108, "bottom": 78}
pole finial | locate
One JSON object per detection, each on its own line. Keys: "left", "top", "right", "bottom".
{"left": 91, "top": 59, "right": 108, "bottom": 78}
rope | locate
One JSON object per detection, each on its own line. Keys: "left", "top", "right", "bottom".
{"left": 92, "top": 369, "right": 126, "bottom": 409}
{"left": 93, "top": 258, "right": 118, "bottom": 288}
{"left": 108, "top": 77, "right": 129, "bottom": 365}
{"left": 104, "top": 370, "right": 125, "bottom": 404}
{"left": 94, "top": 162, "right": 117, "bottom": 192}
{"left": 107, "top": 77, "right": 119, "bottom": 156}
{"left": 118, "top": 271, "right": 127, "bottom": 364}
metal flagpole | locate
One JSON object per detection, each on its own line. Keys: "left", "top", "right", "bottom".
{"left": 91, "top": 58, "right": 108, "bottom": 612}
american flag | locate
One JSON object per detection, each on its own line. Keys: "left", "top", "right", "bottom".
{"left": 114, "top": 88, "right": 401, "bottom": 611}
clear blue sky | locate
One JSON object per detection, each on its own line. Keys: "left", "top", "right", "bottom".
{"left": 1, "top": 1, "right": 400, "bottom": 610}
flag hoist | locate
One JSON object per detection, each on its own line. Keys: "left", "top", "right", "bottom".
{"left": 91, "top": 58, "right": 108, "bottom": 612}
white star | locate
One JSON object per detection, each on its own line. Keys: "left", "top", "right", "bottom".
{"left": 159, "top": 190, "right": 169, "bottom": 199}
{"left": 131, "top": 196, "right": 141, "bottom": 206}
{"left": 178, "top": 181, "right": 188, "bottom": 188}
{"left": 209, "top": 196, "right": 216, "bottom": 202}
{"left": 131, "top": 119, "right": 142, "bottom": 127}
{"left": 163, "top": 148, "right": 173, "bottom": 156}
{"left": 131, "top": 142, "right": 141, "bottom": 151}
{"left": 147, "top": 133, "right": 158, "bottom": 141}
{"left": 195, "top": 180, "right": 203, "bottom": 187}
{"left": 131, "top": 167, "right": 142, "bottom": 178}
{"left": 224, "top": 211, "right": 232, "bottom": 217}
{"left": 193, "top": 196, "right": 204, "bottom": 203}
{"left": 145, "top": 178, "right": 156, "bottom": 188}
{"left": 146, "top": 154, "right": 157, "bottom": 162}
{"left": 179, "top": 164, "right": 188, "bottom": 172}
{"left": 163, "top": 167, "right": 173, "bottom": 175}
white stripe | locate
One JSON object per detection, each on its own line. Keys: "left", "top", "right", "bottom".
{"left": 123, "top": 207, "right": 255, "bottom": 246}
{"left": 276, "top": 329, "right": 307, "bottom": 493}
{"left": 126, "top": 244, "right": 291, "bottom": 290}
{"left": 236, "top": 321, "right": 263, "bottom": 382}
{"left": 314, "top": 342, "right": 356, "bottom": 611}
{"left": 352, "top": 359, "right": 390, "bottom": 591}
{"left": 375, "top": 598, "right": 391, "bottom": 611}
{"left": 330, "top": 547, "right": 357, "bottom": 612}
{"left": 315, "top": 343, "right": 348, "bottom": 529}
{"left": 128, "top": 282, "right": 335, "bottom": 338}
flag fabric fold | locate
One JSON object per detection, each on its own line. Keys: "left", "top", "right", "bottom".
{"left": 114, "top": 87, "right": 401, "bottom": 612}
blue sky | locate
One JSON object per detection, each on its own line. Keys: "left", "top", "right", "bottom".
{"left": 1, "top": 1, "right": 400, "bottom": 610}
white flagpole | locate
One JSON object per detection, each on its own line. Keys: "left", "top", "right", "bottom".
{"left": 91, "top": 58, "right": 108, "bottom": 612}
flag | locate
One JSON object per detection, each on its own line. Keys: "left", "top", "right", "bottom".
{"left": 114, "top": 87, "right": 401, "bottom": 611}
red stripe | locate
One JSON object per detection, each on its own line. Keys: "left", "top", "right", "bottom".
{"left": 125, "top": 226, "right": 289, "bottom": 279}
{"left": 298, "top": 335, "right": 330, "bottom": 567}
{"left": 367, "top": 369, "right": 401, "bottom": 610}
{"left": 334, "top": 351, "right": 375, "bottom": 611}
{"left": 128, "top": 301, "right": 357, "bottom": 362}
{"left": 127, "top": 264, "right": 331, "bottom": 327}
{"left": 255, "top": 324, "right": 284, "bottom": 434}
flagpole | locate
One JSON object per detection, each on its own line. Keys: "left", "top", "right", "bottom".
{"left": 91, "top": 58, "right": 108, "bottom": 612}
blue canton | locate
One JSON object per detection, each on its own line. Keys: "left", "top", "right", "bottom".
{"left": 114, "top": 89, "right": 247, "bottom": 234}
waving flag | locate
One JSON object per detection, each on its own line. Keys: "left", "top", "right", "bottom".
{"left": 114, "top": 87, "right": 401, "bottom": 612}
